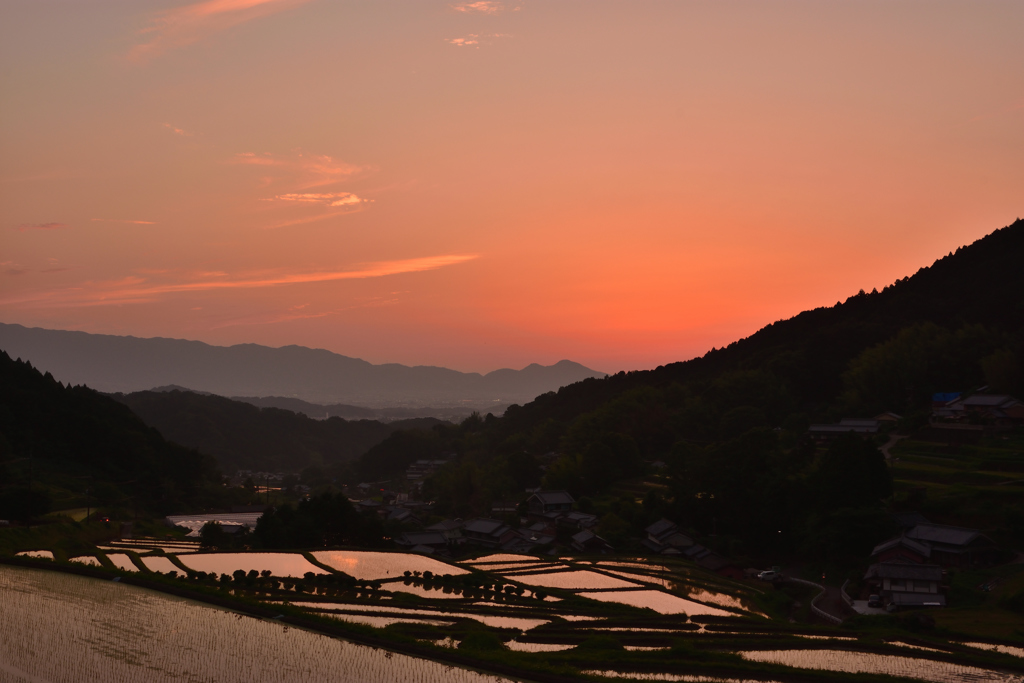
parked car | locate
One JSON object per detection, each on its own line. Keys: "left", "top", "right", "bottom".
{"left": 867, "top": 594, "right": 882, "bottom": 608}
{"left": 757, "top": 570, "right": 780, "bottom": 581}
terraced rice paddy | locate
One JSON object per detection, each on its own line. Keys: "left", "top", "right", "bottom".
{"left": 381, "top": 580, "right": 462, "bottom": 599}
{"left": 179, "top": 552, "right": 327, "bottom": 578}
{"left": 579, "top": 590, "right": 733, "bottom": 616}
{"left": 739, "top": 649, "right": 1023, "bottom": 683}
{"left": 15, "top": 550, "right": 53, "bottom": 559}
{"left": 8, "top": 548, "right": 1023, "bottom": 683}
{"left": 503, "top": 569, "right": 640, "bottom": 590}
{"left": 0, "top": 565, "right": 513, "bottom": 683}
{"left": 312, "top": 550, "right": 468, "bottom": 580}
{"left": 585, "top": 673, "right": 782, "bottom": 682}
{"left": 139, "top": 556, "right": 180, "bottom": 573}
{"left": 290, "top": 602, "right": 549, "bottom": 630}
{"left": 104, "top": 553, "right": 139, "bottom": 572}
{"left": 69, "top": 555, "right": 101, "bottom": 566}
{"left": 961, "top": 643, "right": 1024, "bottom": 659}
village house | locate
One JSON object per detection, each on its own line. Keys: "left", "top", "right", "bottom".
{"left": 571, "top": 530, "right": 613, "bottom": 553}
{"left": 526, "top": 490, "right": 575, "bottom": 516}
{"left": 462, "top": 518, "right": 517, "bottom": 548}
{"left": 903, "top": 523, "right": 996, "bottom": 567}
{"left": 870, "top": 535, "right": 931, "bottom": 565}
{"left": 394, "top": 531, "right": 450, "bottom": 554}
{"left": 643, "top": 518, "right": 694, "bottom": 554}
{"left": 864, "top": 562, "right": 945, "bottom": 608}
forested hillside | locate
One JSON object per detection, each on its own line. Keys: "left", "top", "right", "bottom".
{"left": 350, "top": 219, "right": 1024, "bottom": 559}
{"left": 114, "top": 390, "right": 446, "bottom": 473}
{"left": 0, "top": 352, "right": 225, "bottom": 522}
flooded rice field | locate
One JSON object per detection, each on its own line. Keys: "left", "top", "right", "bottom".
{"left": 180, "top": 552, "right": 327, "bottom": 578}
{"left": 503, "top": 569, "right": 641, "bottom": 590}
{"left": 739, "top": 649, "right": 1024, "bottom": 683}
{"left": 381, "top": 580, "right": 462, "bottom": 599}
{"left": 579, "top": 589, "right": 734, "bottom": 616}
{"left": 505, "top": 640, "right": 575, "bottom": 652}
{"left": 324, "top": 613, "right": 454, "bottom": 628}
{"left": 104, "top": 553, "right": 139, "bottom": 572}
{"left": 0, "top": 565, "right": 514, "bottom": 683}
{"left": 139, "top": 555, "right": 179, "bottom": 573}
{"left": 69, "top": 555, "right": 102, "bottom": 566}
{"left": 15, "top": 550, "right": 53, "bottom": 559}
{"left": 961, "top": 643, "right": 1024, "bottom": 659}
{"left": 585, "top": 673, "right": 782, "bottom": 682}
{"left": 290, "top": 601, "right": 549, "bottom": 630}
{"left": 463, "top": 554, "right": 537, "bottom": 564}
{"left": 312, "top": 550, "right": 468, "bottom": 580}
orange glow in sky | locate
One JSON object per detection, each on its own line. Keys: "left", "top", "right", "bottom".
{"left": 2, "top": 1, "right": 1022, "bottom": 373}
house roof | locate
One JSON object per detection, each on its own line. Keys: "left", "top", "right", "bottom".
{"left": 905, "top": 523, "right": 989, "bottom": 548}
{"left": 645, "top": 518, "right": 677, "bottom": 538}
{"left": 426, "top": 519, "right": 464, "bottom": 532}
{"left": 529, "top": 490, "right": 576, "bottom": 505}
{"left": 464, "top": 518, "right": 508, "bottom": 536}
{"left": 571, "top": 530, "right": 598, "bottom": 543}
{"left": 891, "top": 511, "right": 930, "bottom": 529}
{"left": 870, "top": 535, "right": 931, "bottom": 559}
{"left": 397, "top": 531, "right": 448, "bottom": 546}
{"left": 961, "top": 394, "right": 1020, "bottom": 408}
{"left": 864, "top": 563, "right": 943, "bottom": 581}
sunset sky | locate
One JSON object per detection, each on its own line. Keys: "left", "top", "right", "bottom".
{"left": 2, "top": 0, "right": 1022, "bottom": 373}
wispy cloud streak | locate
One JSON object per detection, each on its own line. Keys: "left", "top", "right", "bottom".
{"left": 266, "top": 192, "right": 369, "bottom": 207}
{"left": 1, "top": 254, "right": 479, "bottom": 308}
{"left": 452, "top": 1, "right": 504, "bottom": 14}
{"left": 131, "top": 0, "right": 313, "bottom": 60}
{"left": 91, "top": 218, "right": 157, "bottom": 225}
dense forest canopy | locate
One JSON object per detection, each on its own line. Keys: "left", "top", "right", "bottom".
{"left": 0, "top": 351, "right": 225, "bottom": 521}
{"left": 114, "top": 389, "right": 445, "bottom": 473}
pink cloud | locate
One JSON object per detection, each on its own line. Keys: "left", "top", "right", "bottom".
{"left": 232, "top": 152, "right": 361, "bottom": 189}
{"left": 163, "top": 123, "right": 191, "bottom": 136}
{"left": 267, "top": 192, "right": 369, "bottom": 207}
{"left": 446, "top": 33, "right": 511, "bottom": 48}
{"left": 452, "top": 1, "right": 503, "bottom": 14}
{"left": 13, "top": 222, "right": 69, "bottom": 231}
{"left": 131, "top": 0, "right": 314, "bottom": 61}
{"left": 1, "top": 254, "right": 480, "bottom": 308}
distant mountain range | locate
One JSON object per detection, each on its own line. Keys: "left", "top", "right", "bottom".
{"left": 0, "top": 325, "right": 605, "bottom": 407}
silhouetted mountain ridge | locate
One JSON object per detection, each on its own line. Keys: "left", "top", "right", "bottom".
{"left": 0, "top": 325, "right": 604, "bottom": 406}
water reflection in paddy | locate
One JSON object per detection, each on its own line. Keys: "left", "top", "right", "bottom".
{"left": 70, "top": 555, "right": 101, "bottom": 566}
{"left": 289, "top": 602, "right": 549, "bottom": 630}
{"left": 740, "top": 649, "right": 1023, "bottom": 683}
{"left": 585, "top": 672, "right": 781, "bottom": 682}
{"left": 104, "top": 553, "right": 139, "bottom": 572}
{"left": 382, "top": 580, "right": 462, "bottom": 599}
{"left": 15, "top": 550, "right": 53, "bottom": 559}
{"left": 580, "top": 590, "right": 733, "bottom": 616}
{"left": 504, "top": 570, "right": 640, "bottom": 590}
{"left": 506, "top": 641, "right": 574, "bottom": 652}
{"left": 313, "top": 551, "right": 468, "bottom": 580}
{"left": 599, "top": 562, "right": 671, "bottom": 573}
{"left": 324, "top": 613, "right": 454, "bottom": 628}
{"left": 464, "top": 554, "right": 539, "bottom": 564}
{"left": 0, "top": 565, "right": 514, "bottom": 683}
{"left": 180, "top": 552, "right": 326, "bottom": 578}
{"left": 140, "top": 556, "right": 180, "bottom": 573}
{"left": 682, "top": 589, "right": 760, "bottom": 615}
